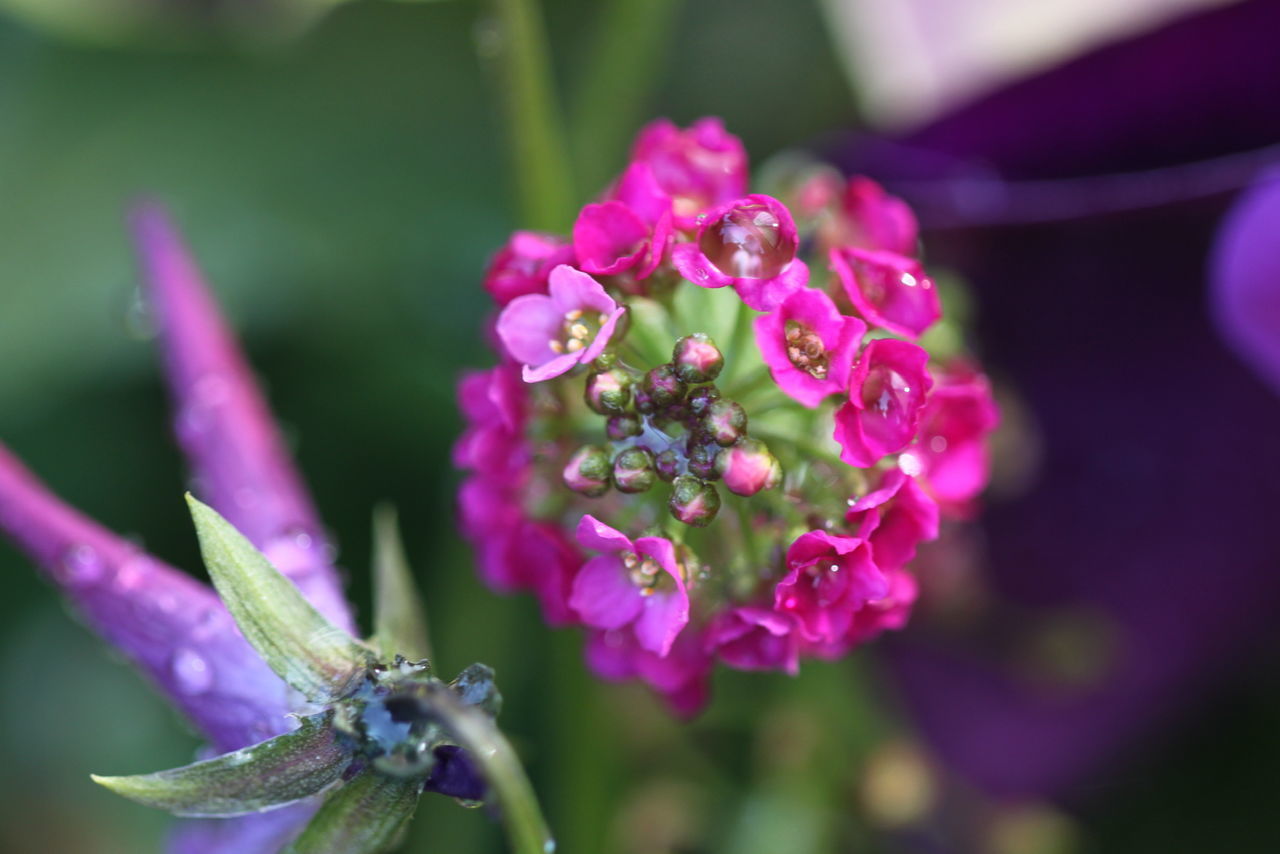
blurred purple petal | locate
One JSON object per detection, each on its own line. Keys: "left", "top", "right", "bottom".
{"left": 131, "top": 203, "right": 354, "bottom": 633}
{"left": 0, "top": 443, "right": 291, "bottom": 752}
{"left": 167, "top": 801, "right": 317, "bottom": 854}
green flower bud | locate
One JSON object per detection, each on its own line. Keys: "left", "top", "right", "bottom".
{"left": 563, "top": 445, "right": 611, "bottom": 497}
{"left": 672, "top": 333, "right": 724, "bottom": 383}
{"left": 668, "top": 476, "right": 721, "bottom": 527}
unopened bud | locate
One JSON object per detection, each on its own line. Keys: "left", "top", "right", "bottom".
{"left": 584, "top": 368, "right": 632, "bottom": 415}
{"left": 643, "top": 364, "right": 687, "bottom": 407}
{"left": 563, "top": 445, "right": 611, "bottom": 497}
{"left": 687, "top": 385, "right": 721, "bottom": 416}
{"left": 669, "top": 476, "right": 721, "bottom": 527}
{"left": 634, "top": 387, "right": 656, "bottom": 415}
{"left": 716, "top": 439, "right": 782, "bottom": 496}
{"left": 613, "top": 447, "right": 657, "bottom": 494}
{"left": 687, "top": 440, "right": 721, "bottom": 480}
{"left": 672, "top": 333, "right": 724, "bottom": 383}
{"left": 654, "top": 449, "right": 680, "bottom": 482}
{"left": 606, "top": 413, "right": 643, "bottom": 440}
{"left": 703, "top": 399, "right": 747, "bottom": 446}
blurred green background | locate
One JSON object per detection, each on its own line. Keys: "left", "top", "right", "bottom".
{"left": 3, "top": 1, "right": 1276, "bottom": 853}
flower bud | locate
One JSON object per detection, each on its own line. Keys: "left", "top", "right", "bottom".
{"left": 584, "top": 368, "right": 633, "bottom": 415}
{"left": 563, "top": 445, "right": 611, "bottom": 497}
{"left": 715, "top": 439, "right": 782, "bottom": 496}
{"left": 606, "top": 413, "right": 643, "bottom": 441}
{"left": 686, "top": 439, "right": 721, "bottom": 480}
{"left": 613, "top": 447, "right": 657, "bottom": 494}
{"left": 703, "top": 399, "right": 747, "bottom": 446}
{"left": 593, "top": 351, "right": 618, "bottom": 371}
{"left": 687, "top": 385, "right": 721, "bottom": 416}
{"left": 669, "top": 475, "right": 721, "bottom": 527}
{"left": 654, "top": 449, "right": 680, "bottom": 482}
{"left": 672, "top": 333, "right": 724, "bottom": 383}
{"left": 643, "top": 364, "right": 687, "bottom": 407}
{"left": 634, "top": 387, "right": 656, "bottom": 415}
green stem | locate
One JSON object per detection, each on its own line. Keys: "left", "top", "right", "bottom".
{"left": 568, "top": 0, "right": 683, "bottom": 192}
{"left": 723, "top": 298, "right": 757, "bottom": 388}
{"left": 491, "top": 0, "right": 575, "bottom": 230}
{"left": 433, "top": 687, "right": 555, "bottom": 854}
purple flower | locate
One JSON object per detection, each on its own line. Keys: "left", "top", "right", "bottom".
{"left": 671, "top": 194, "right": 810, "bottom": 311}
{"left": 572, "top": 200, "right": 673, "bottom": 280}
{"left": 496, "top": 265, "right": 626, "bottom": 382}
{"left": 774, "top": 530, "right": 888, "bottom": 645}
{"left": 754, "top": 287, "right": 866, "bottom": 407}
{"left": 706, "top": 607, "right": 800, "bottom": 675}
{"left": 569, "top": 515, "right": 689, "bottom": 657}
{"left": 630, "top": 117, "right": 749, "bottom": 228}
{"left": 845, "top": 468, "right": 940, "bottom": 574}
{"left": 830, "top": 246, "right": 941, "bottom": 339}
{"left": 483, "top": 231, "right": 575, "bottom": 306}
{"left": 834, "top": 338, "right": 934, "bottom": 467}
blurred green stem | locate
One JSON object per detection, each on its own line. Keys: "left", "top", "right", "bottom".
{"left": 491, "top": 0, "right": 575, "bottom": 230}
{"left": 569, "top": 0, "right": 682, "bottom": 192}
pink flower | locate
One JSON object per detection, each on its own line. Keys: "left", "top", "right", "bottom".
{"left": 483, "top": 231, "right": 575, "bottom": 306}
{"left": 830, "top": 247, "right": 940, "bottom": 339}
{"left": 671, "top": 194, "right": 809, "bottom": 311}
{"left": 899, "top": 363, "right": 1000, "bottom": 515}
{"left": 774, "top": 530, "right": 887, "bottom": 645}
{"left": 586, "top": 626, "right": 712, "bottom": 718}
{"left": 839, "top": 176, "right": 918, "bottom": 256}
{"left": 496, "top": 265, "right": 626, "bottom": 382}
{"left": 631, "top": 117, "right": 748, "bottom": 227}
{"left": 572, "top": 200, "right": 673, "bottom": 280}
{"left": 834, "top": 339, "right": 934, "bottom": 467}
{"left": 805, "top": 569, "right": 919, "bottom": 660}
{"left": 706, "top": 607, "right": 800, "bottom": 675}
{"left": 754, "top": 287, "right": 866, "bottom": 407}
{"left": 569, "top": 515, "right": 690, "bottom": 656}
{"left": 452, "top": 365, "right": 527, "bottom": 476}
{"left": 845, "top": 468, "right": 940, "bottom": 573}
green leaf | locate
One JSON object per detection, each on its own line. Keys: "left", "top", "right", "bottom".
{"left": 186, "top": 494, "right": 371, "bottom": 700}
{"left": 371, "top": 504, "right": 432, "bottom": 662}
{"left": 91, "top": 714, "right": 351, "bottom": 817}
{"left": 283, "top": 769, "right": 422, "bottom": 854}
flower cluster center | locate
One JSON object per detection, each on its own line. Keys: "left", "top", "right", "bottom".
{"left": 549, "top": 309, "right": 608, "bottom": 355}
{"left": 784, "top": 320, "right": 830, "bottom": 380}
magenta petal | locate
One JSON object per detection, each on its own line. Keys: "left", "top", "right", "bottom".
{"left": 569, "top": 555, "right": 642, "bottom": 629}
{"left": 830, "top": 247, "right": 941, "bottom": 339}
{"left": 522, "top": 352, "right": 581, "bottom": 383}
{"left": 611, "top": 161, "right": 672, "bottom": 224}
{"left": 547, "top": 264, "right": 617, "bottom": 316}
{"left": 634, "top": 210, "right": 674, "bottom": 281}
{"left": 575, "top": 514, "right": 633, "bottom": 553}
{"left": 634, "top": 589, "right": 690, "bottom": 657}
{"left": 671, "top": 241, "right": 734, "bottom": 289}
{"left": 132, "top": 203, "right": 353, "bottom": 632}
{"left": 573, "top": 201, "right": 648, "bottom": 276}
{"left": 496, "top": 294, "right": 560, "bottom": 365}
{"left": 731, "top": 258, "right": 809, "bottom": 312}
{"left": 579, "top": 306, "right": 626, "bottom": 364}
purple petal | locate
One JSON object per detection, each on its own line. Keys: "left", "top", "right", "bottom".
{"left": 633, "top": 589, "right": 690, "bottom": 657}
{"left": 568, "top": 555, "right": 642, "bottom": 630}
{"left": 167, "top": 802, "right": 317, "bottom": 854}
{"left": 522, "top": 352, "right": 583, "bottom": 383}
{"left": 496, "top": 293, "right": 561, "bottom": 365}
{"left": 546, "top": 265, "right": 616, "bottom": 316}
{"left": 131, "top": 203, "right": 352, "bottom": 633}
{"left": 0, "top": 444, "right": 292, "bottom": 752}
{"left": 574, "top": 514, "right": 632, "bottom": 553}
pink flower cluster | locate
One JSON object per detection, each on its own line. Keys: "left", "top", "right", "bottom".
{"left": 456, "top": 118, "right": 999, "bottom": 715}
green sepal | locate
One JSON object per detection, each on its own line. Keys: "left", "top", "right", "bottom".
{"left": 371, "top": 505, "right": 432, "bottom": 663}
{"left": 90, "top": 714, "right": 351, "bottom": 818}
{"left": 186, "top": 495, "right": 372, "bottom": 700}
{"left": 283, "top": 769, "right": 421, "bottom": 854}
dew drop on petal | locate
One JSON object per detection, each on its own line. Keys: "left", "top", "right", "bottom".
{"left": 171, "top": 646, "right": 214, "bottom": 695}
{"left": 56, "top": 545, "right": 104, "bottom": 587}
{"left": 699, "top": 203, "right": 791, "bottom": 278}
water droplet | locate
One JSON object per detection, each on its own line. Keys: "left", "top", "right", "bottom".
{"left": 114, "top": 554, "right": 151, "bottom": 591}
{"left": 171, "top": 647, "right": 214, "bottom": 695}
{"left": 544, "top": 841, "right": 557, "bottom": 854}
{"left": 56, "top": 545, "right": 104, "bottom": 586}
{"left": 699, "top": 202, "right": 792, "bottom": 278}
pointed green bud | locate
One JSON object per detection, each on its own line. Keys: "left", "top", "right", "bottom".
{"left": 283, "top": 769, "right": 422, "bottom": 854}
{"left": 371, "top": 505, "right": 432, "bottom": 663}
{"left": 186, "top": 495, "right": 371, "bottom": 701}
{"left": 91, "top": 714, "right": 351, "bottom": 817}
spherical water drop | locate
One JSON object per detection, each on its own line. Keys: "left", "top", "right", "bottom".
{"left": 172, "top": 647, "right": 214, "bottom": 695}
{"left": 699, "top": 202, "right": 792, "bottom": 279}
{"left": 56, "top": 545, "right": 104, "bottom": 586}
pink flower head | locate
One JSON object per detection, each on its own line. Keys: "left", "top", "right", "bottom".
{"left": 496, "top": 265, "right": 626, "bottom": 382}
{"left": 755, "top": 287, "right": 866, "bottom": 407}
{"left": 483, "top": 231, "right": 575, "bottom": 306}
{"left": 572, "top": 200, "right": 673, "bottom": 280}
{"left": 707, "top": 607, "right": 800, "bottom": 675}
{"left": 452, "top": 364, "right": 527, "bottom": 476}
{"left": 839, "top": 176, "right": 919, "bottom": 256}
{"left": 631, "top": 116, "right": 748, "bottom": 227}
{"left": 671, "top": 194, "right": 809, "bottom": 311}
{"left": 845, "top": 468, "right": 940, "bottom": 573}
{"left": 899, "top": 364, "right": 1000, "bottom": 514}
{"left": 834, "top": 339, "right": 934, "bottom": 467}
{"left": 586, "top": 626, "right": 712, "bottom": 718}
{"left": 805, "top": 568, "right": 919, "bottom": 660}
{"left": 774, "top": 530, "right": 887, "bottom": 644}
{"left": 830, "top": 247, "right": 940, "bottom": 339}
{"left": 569, "top": 515, "right": 690, "bottom": 656}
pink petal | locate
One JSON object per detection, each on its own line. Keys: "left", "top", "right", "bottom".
{"left": 569, "top": 555, "right": 643, "bottom": 630}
